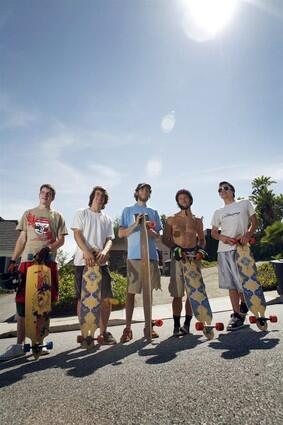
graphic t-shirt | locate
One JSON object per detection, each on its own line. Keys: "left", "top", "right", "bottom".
{"left": 120, "top": 204, "right": 162, "bottom": 260}
{"left": 211, "top": 199, "right": 256, "bottom": 252}
{"left": 71, "top": 208, "right": 114, "bottom": 266}
{"left": 16, "top": 207, "right": 68, "bottom": 262}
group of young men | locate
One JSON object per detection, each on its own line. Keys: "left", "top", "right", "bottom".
{"left": 0, "top": 180, "right": 257, "bottom": 360}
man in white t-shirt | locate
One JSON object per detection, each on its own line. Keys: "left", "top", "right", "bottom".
{"left": 72, "top": 186, "right": 116, "bottom": 345}
{"left": 211, "top": 181, "right": 258, "bottom": 330}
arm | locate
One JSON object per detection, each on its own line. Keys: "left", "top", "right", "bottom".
{"left": 241, "top": 214, "right": 258, "bottom": 244}
{"left": 48, "top": 235, "right": 65, "bottom": 252}
{"left": 196, "top": 219, "right": 206, "bottom": 249}
{"left": 96, "top": 237, "right": 113, "bottom": 265}
{"left": 73, "top": 228, "right": 95, "bottom": 267}
{"left": 211, "top": 226, "right": 236, "bottom": 245}
{"left": 11, "top": 231, "right": 27, "bottom": 261}
{"left": 162, "top": 219, "right": 175, "bottom": 248}
{"left": 118, "top": 213, "right": 143, "bottom": 238}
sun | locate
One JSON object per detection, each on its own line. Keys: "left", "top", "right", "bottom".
{"left": 182, "top": 0, "right": 238, "bottom": 41}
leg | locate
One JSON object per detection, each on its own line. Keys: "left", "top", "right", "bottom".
{"left": 99, "top": 298, "right": 111, "bottom": 334}
{"left": 17, "top": 314, "right": 25, "bottom": 344}
{"left": 229, "top": 289, "right": 241, "bottom": 314}
{"left": 125, "top": 293, "right": 135, "bottom": 329}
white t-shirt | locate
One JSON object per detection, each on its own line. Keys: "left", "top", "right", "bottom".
{"left": 72, "top": 208, "right": 114, "bottom": 266}
{"left": 211, "top": 199, "right": 256, "bottom": 252}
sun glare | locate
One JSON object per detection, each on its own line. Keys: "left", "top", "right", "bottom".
{"left": 182, "top": 0, "right": 238, "bottom": 42}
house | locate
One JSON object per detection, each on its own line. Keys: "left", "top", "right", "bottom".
{"left": 0, "top": 217, "right": 18, "bottom": 273}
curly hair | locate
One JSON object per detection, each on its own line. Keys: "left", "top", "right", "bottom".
{"left": 88, "top": 186, "right": 109, "bottom": 209}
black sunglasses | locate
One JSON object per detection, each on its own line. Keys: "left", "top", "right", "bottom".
{"left": 218, "top": 186, "right": 231, "bottom": 193}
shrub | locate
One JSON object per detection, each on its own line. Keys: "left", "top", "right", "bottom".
{"left": 111, "top": 272, "right": 127, "bottom": 305}
{"left": 257, "top": 262, "right": 277, "bottom": 291}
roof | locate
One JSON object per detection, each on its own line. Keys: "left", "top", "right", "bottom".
{"left": 0, "top": 217, "right": 18, "bottom": 256}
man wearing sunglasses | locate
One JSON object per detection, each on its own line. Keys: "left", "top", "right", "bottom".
{"left": 211, "top": 181, "right": 257, "bottom": 330}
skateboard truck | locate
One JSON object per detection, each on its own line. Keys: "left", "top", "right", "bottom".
{"left": 24, "top": 341, "right": 53, "bottom": 355}
{"left": 249, "top": 315, "right": 278, "bottom": 326}
{"left": 195, "top": 322, "right": 224, "bottom": 340}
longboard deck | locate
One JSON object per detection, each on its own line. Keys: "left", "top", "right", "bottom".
{"left": 181, "top": 257, "right": 215, "bottom": 339}
{"left": 25, "top": 264, "right": 51, "bottom": 359}
{"left": 235, "top": 242, "right": 267, "bottom": 330}
{"left": 78, "top": 263, "right": 101, "bottom": 348}
{"left": 140, "top": 215, "right": 152, "bottom": 342}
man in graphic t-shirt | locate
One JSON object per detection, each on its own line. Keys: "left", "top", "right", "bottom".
{"left": 72, "top": 186, "right": 116, "bottom": 345}
{"left": 211, "top": 181, "right": 258, "bottom": 330}
{"left": 0, "top": 184, "right": 68, "bottom": 361}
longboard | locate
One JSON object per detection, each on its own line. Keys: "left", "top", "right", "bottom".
{"left": 234, "top": 238, "right": 277, "bottom": 331}
{"left": 180, "top": 250, "right": 223, "bottom": 340}
{"left": 24, "top": 263, "right": 53, "bottom": 359}
{"left": 140, "top": 214, "right": 153, "bottom": 342}
{"left": 77, "top": 260, "right": 102, "bottom": 349}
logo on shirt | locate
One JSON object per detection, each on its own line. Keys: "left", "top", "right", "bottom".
{"left": 222, "top": 212, "right": 240, "bottom": 219}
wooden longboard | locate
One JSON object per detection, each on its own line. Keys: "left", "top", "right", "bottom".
{"left": 235, "top": 240, "right": 268, "bottom": 330}
{"left": 78, "top": 263, "right": 102, "bottom": 349}
{"left": 24, "top": 264, "right": 52, "bottom": 359}
{"left": 181, "top": 256, "right": 220, "bottom": 340}
{"left": 140, "top": 215, "right": 152, "bottom": 342}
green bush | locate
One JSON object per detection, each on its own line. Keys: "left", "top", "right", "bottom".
{"left": 111, "top": 272, "right": 127, "bottom": 305}
{"left": 257, "top": 263, "right": 277, "bottom": 291}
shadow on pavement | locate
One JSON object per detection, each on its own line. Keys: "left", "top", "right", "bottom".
{"left": 208, "top": 327, "right": 280, "bottom": 360}
{"left": 138, "top": 334, "right": 203, "bottom": 364}
{"left": 0, "top": 339, "right": 149, "bottom": 387}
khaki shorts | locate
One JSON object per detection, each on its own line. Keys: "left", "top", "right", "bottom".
{"left": 168, "top": 258, "right": 186, "bottom": 298}
{"left": 127, "top": 259, "right": 161, "bottom": 294}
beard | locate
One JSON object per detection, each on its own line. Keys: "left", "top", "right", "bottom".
{"left": 177, "top": 201, "right": 192, "bottom": 210}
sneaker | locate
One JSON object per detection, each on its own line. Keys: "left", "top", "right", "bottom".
{"left": 40, "top": 347, "right": 50, "bottom": 356}
{"left": 0, "top": 344, "right": 25, "bottom": 361}
{"left": 120, "top": 328, "right": 133, "bottom": 343}
{"left": 173, "top": 326, "right": 181, "bottom": 337}
{"left": 227, "top": 313, "right": 245, "bottom": 331}
{"left": 240, "top": 302, "right": 248, "bottom": 317}
{"left": 99, "top": 331, "right": 117, "bottom": 345}
{"left": 143, "top": 328, "right": 159, "bottom": 339}
{"left": 180, "top": 324, "right": 190, "bottom": 335}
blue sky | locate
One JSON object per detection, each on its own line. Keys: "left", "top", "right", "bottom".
{"left": 0, "top": 0, "right": 282, "bottom": 256}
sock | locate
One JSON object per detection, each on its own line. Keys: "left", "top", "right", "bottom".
{"left": 184, "top": 315, "right": 192, "bottom": 327}
{"left": 173, "top": 315, "right": 181, "bottom": 328}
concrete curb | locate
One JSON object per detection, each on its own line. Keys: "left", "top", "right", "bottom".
{"left": 0, "top": 291, "right": 279, "bottom": 339}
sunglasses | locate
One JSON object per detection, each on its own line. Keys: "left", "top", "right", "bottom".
{"left": 218, "top": 186, "right": 231, "bottom": 193}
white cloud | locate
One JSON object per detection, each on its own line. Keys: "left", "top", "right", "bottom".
{"left": 0, "top": 95, "right": 38, "bottom": 129}
{"left": 146, "top": 159, "right": 162, "bottom": 178}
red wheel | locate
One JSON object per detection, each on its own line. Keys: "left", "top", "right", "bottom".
{"left": 195, "top": 322, "right": 204, "bottom": 331}
{"left": 269, "top": 315, "right": 278, "bottom": 323}
{"left": 96, "top": 335, "right": 104, "bottom": 344}
{"left": 77, "top": 335, "right": 83, "bottom": 343}
{"left": 146, "top": 221, "right": 155, "bottom": 229}
{"left": 249, "top": 316, "right": 257, "bottom": 324}
{"left": 215, "top": 322, "right": 224, "bottom": 331}
{"left": 153, "top": 319, "right": 163, "bottom": 327}
{"left": 249, "top": 237, "right": 256, "bottom": 245}
{"left": 195, "top": 253, "right": 203, "bottom": 261}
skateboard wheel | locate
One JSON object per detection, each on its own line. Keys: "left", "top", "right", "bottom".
{"left": 23, "top": 343, "right": 31, "bottom": 353}
{"left": 77, "top": 335, "right": 83, "bottom": 343}
{"left": 97, "top": 335, "right": 104, "bottom": 344}
{"left": 215, "top": 322, "right": 224, "bottom": 331}
{"left": 195, "top": 322, "right": 204, "bottom": 331}
{"left": 153, "top": 319, "right": 163, "bottom": 327}
{"left": 195, "top": 253, "right": 203, "bottom": 261}
{"left": 249, "top": 316, "right": 257, "bottom": 324}
{"left": 269, "top": 315, "right": 278, "bottom": 323}
{"left": 46, "top": 341, "right": 53, "bottom": 350}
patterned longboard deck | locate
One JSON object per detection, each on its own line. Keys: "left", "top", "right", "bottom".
{"left": 181, "top": 258, "right": 213, "bottom": 326}
{"left": 25, "top": 264, "right": 51, "bottom": 358}
{"left": 236, "top": 243, "right": 266, "bottom": 319}
{"left": 79, "top": 264, "right": 101, "bottom": 345}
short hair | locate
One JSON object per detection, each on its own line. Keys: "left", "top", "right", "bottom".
{"left": 88, "top": 186, "right": 109, "bottom": 209}
{"left": 39, "top": 184, "right": 56, "bottom": 200}
{"left": 219, "top": 181, "right": 235, "bottom": 198}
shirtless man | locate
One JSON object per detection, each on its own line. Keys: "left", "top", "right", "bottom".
{"left": 162, "top": 189, "right": 206, "bottom": 336}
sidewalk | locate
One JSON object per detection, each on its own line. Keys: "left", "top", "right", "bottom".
{"left": 0, "top": 290, "right": 279, "bottom": 339}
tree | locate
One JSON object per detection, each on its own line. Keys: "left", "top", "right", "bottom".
{"left": 249, "top": 176, "right": 283, "bottom": 233}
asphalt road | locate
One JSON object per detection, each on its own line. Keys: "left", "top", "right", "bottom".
{"left": 0, "top": 305, "right": 282, "bottom": 425}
